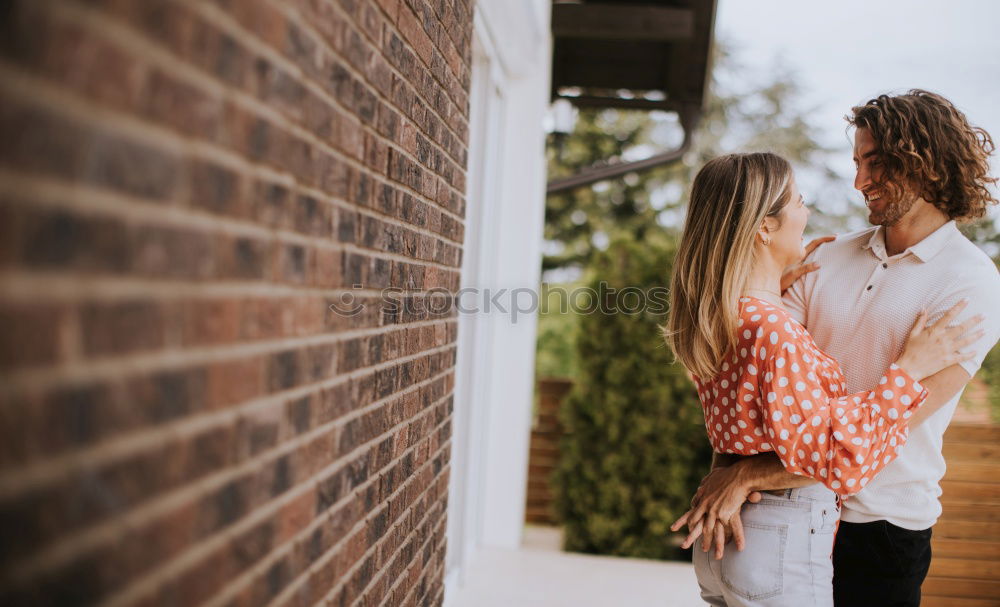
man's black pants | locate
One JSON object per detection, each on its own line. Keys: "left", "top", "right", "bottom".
{"left": 833, "top": 520, "right": 932, "bottom": 607}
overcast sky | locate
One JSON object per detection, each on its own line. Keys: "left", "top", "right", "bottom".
{"left": 716, "top": 0, "right": 1000, "bottom": 210}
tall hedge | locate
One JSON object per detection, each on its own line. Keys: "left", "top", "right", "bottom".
{"left": 551, "top": 236, "right": 713, "bottom": 560}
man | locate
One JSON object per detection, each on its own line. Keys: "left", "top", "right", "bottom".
{"left": 673, "top": 89, "right": 1000, "bottom": 606}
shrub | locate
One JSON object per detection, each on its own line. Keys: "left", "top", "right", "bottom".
{"left": 551, "top": 236, "right": 712, "bottom": 560}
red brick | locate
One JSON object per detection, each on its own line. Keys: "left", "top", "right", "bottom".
{"left": 0, "top": 302, "right": 68, "bottom": 369}
{"left": 206, "top": 356, "right": 264, "bottom": 410}
{"left": 0, "top": 0, "right": 469, "bottom": 602}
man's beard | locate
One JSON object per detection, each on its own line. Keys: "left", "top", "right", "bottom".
{"left": 869, "top": 190, "right": 919, "bottom": 226}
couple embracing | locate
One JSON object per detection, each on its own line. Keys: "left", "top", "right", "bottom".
{"left": 664, "top": 90, "right": 1000, "bottom": 606}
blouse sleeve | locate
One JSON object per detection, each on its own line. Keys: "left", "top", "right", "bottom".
{"left": 754, "top": 324, "right": 928, "bottom": 496}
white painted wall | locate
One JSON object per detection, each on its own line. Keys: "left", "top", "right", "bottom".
{"left": 444, "top": 0, "right": 551, "bottom": 601}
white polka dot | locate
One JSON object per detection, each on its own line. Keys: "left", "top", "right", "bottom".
{"left": 900, "top": 395, "right": 912, "bottom": 406}
{"left": 747, "top": 364, "right": 758, "bottom": 375}
{"left": 776, "top": 357, "right": 786, "bottom": 368}
{"left": 831, "top": 480, "right": 841, "bottom": 489}
{"left": 803, "top": 433, "right": 813, "bottom": 444}
{"left": 888, "top": 408, "right": 899, "bottom": 420}
{"left": 768, "top": 314, "right": 779, "bottom": 323}
{"left": 772, "top": 410, "right": 783, "bottom": 422}
{"left": 778, "top": 377, "right": 789, "bottom": 387}
{"left": 770, "top": 332, "right": 779, "bottom": 345}
{"left": 767, "top": 392, "right": 777, "bottom": 403}
{"left": 894, "top": 376, "right": 906, "bottom": 387}
{"left": 779, "top": 428, "right": 789, "bottom": 440}
{"left": 751, "top": 314, "right": 761, "bottom": 322}
{"left": 743, "top": 330, "right": 752, "bottom": 339}
{"left": 882, "top": 390, "right": 895, "bottom": 399}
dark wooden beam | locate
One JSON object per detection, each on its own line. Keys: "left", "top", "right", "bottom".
{"left": 557, "top": 95, "right": 676, "bottom": 111}
{"left": 552, "top": 3, "right": 694, "bottom": 41}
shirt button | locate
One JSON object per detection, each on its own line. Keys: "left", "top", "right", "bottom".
{"left": 866, "top": 285, "right": 873, "bottom": 291}
{"left": 882, "top": 263, "right": 888, "bottom": 269}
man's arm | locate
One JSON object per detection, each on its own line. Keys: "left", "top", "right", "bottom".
{"left": 672, "top": 452, "right": 812, "bottom": 554}
{"left": 907, "top": 364, "right": 972, "bottom": 428}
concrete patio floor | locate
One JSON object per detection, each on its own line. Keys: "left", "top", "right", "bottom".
{"left": 446, "top": 526, "right": 704, "bottom": 607}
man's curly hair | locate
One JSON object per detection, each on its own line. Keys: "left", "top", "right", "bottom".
{"left": 847, "top": 89, "right": 998, "bottom": 222}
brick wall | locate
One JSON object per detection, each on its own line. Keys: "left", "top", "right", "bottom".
{"left": 0, "top": 0, "right": 471, "bottom": 605}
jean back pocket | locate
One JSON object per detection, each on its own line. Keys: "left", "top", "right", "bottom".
{"left": 720, "top": 522, "right": 787, "bottom": 601}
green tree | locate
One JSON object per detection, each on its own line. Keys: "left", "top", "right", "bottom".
{"left": 551, "top": 235, "right": 712, "bottom": 559}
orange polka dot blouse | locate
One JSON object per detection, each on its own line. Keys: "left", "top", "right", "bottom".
{"left": 692, "top": 297, "right": 929, "bottom": 496}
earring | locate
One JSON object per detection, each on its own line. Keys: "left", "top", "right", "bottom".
{"left": 762, "top": 237, "right": 771, "bottom": 245}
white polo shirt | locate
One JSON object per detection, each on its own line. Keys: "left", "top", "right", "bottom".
{"left": 784, "top": 220, "right": 1000, "bottom": 530}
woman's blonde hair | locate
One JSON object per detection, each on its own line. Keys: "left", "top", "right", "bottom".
{"left": 665, "top": 152, "right": 793, "bottom": 379}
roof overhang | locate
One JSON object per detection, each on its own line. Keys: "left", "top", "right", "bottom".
{"left": 547, "top": 0, "right": 717, "bottom": 193}
{"left": 551, "top": 0, "right": 717, "bottom": 118}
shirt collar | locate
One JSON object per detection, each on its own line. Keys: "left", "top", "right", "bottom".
{"left": 861, "top": 220, "right": 959, "bottom": 263}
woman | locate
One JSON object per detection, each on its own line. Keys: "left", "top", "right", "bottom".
{"left": 663, "top": 152, "right": 982, "bottom": 606}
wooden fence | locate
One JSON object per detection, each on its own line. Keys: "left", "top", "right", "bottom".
{"left": 525, "top": 378, "right": 572, "bottom": 525}
{"left": 924, "top": 423, "right": 1000, "bottom": 607}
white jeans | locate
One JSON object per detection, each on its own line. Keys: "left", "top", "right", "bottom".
{"left": 692, "top": 484, "right": 839, "bottom": 607}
